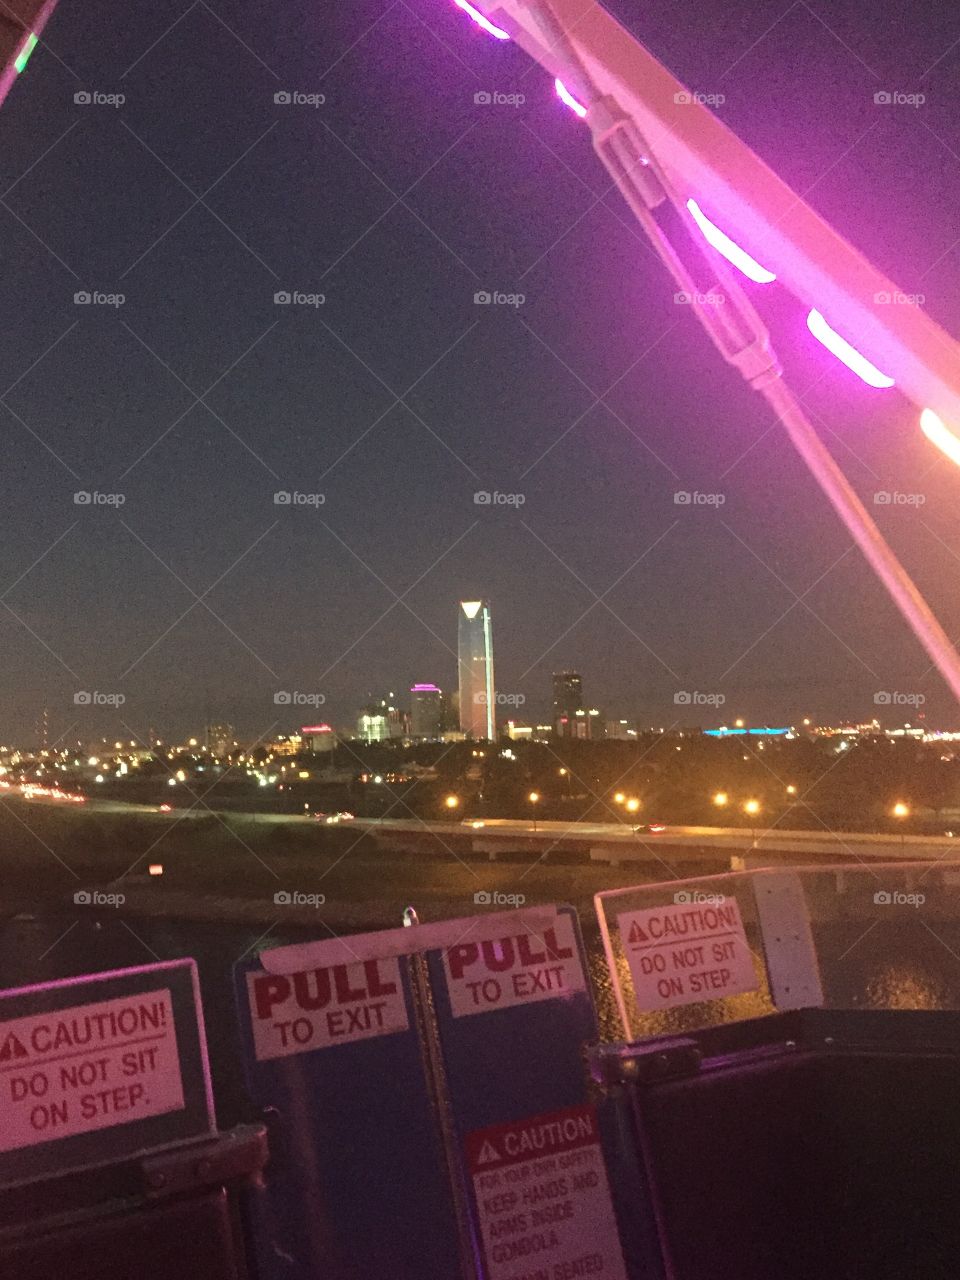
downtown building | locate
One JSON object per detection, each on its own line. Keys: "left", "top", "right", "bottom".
{"left": 410, "top": 683, "right": 444, "bottom": 739}
{"left": 458, "top": 600, "right": 495, "bottom": 739}
{"left": 552, "top": 671, "right": 583, "bottom": 736}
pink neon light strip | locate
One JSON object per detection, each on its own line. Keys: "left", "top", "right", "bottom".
{"left": 686, "top": 199, "right": 776, "bottom": 283}
{"left": 806, "top": 309, "right": 895, "bottom": 388}
{"left": 453, "top": 0, "right": 509, "bottom": 39}
{"left": 555, "top": 78, "right": 587, "bottom": 117}
{"left": 921, "top": 408, "right": 960, "bottom": 467}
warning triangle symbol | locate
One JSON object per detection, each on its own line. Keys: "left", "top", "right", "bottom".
{"left": 476, "top": 1140, "right": 499, "bottom": 1166}
{"left": 0, "top": 1032, "right": 28, "bottom": 1063}
{"left": 627, "top": 920, "right": 649, "bottom": 944}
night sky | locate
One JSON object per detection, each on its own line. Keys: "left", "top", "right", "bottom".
{"left": 1, "top": 0, "right": 960, "bottom": 743}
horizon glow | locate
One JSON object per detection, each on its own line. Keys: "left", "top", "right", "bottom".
{"left": 920, "top": 408, "right": 960, "bottom": 468}
{"left": 453, "top": 0, "right": 509, "bottom": 39}
{"left": 686, "top": 199, "right": 776, "bottom": 283}
{"left": 806, "top": 310, "right": 895, "bottom": 388}
{"left": 555, "top": 79, "right": 587, "bottom": 118}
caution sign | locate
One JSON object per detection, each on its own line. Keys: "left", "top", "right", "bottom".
{"left": 0, "top": 959, "right": 212, "bottom": 1188}
{"left": 442, "top": 912, "right": 586, "bottom": 1018}
{"left": 246, "top": 957, "right": 409, "bottom": 1060}
{"left": 0, "top": 989, "right": 183, "bottom": 1154}
{"left": 618, "top": 897, "right": 758, "bottom": 1010}
{"left": 466, "top": 1104, "right": 629, "bottom": 1280}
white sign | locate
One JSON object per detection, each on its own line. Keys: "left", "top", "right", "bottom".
{"left": 0, "top": 989, "right": 184, "bottom": 1152}
{"left": 442, "top": 912, "right": 586, "bottom": 1017}
{"left": 467, "top": 1104, "right": 629, "bottom": 1280}
{"left": 618, "top": 897, "right": 758, "bottom": 1010}
{"left": 247, "top": 957, "right": 409, "bottom": 1060}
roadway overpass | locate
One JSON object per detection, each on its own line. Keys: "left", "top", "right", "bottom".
{"left": 353, "top": 817, "right": 960, "bottom": 869}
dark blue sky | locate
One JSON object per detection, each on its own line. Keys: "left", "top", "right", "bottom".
{"left": 1, "top": 0, "right": 959, "bottom": 742}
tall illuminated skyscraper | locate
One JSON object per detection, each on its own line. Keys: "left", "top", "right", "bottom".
{"left": 458, "top": 600, "right": 495, "bottom": 739}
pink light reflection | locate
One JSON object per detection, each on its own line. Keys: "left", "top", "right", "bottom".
{"left": 806, "top": 309, "right": 895, "bottom": 388}
{"left": 555, "top": 78, "right": 587, "bottom": 118}
{"left": 453, "top": 0, "right": 509, "bottom": 39}
{"left": 686, "top": 199, "right": 776, "bottom": 283}
{"left": 920, "top": 408, "right": 960, "bottom": 468}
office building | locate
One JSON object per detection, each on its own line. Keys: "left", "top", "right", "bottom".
{"left": 458, "top": 600, "right": 495, "bottom": 739}
{"left": 410, "top": 684, "right": 444, "bottom": 739}
{"left": 553, "top": 671, "right": 583, "bottom": 735}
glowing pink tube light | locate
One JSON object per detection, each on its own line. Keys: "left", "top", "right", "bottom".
{"left": 453, "top": 0, "right": 509, "bottom": 39}
{"left": 806, "top": 309, "right": 895, "bottom": 388}
{"left": 555, "top": 78, "right": 587, "bottom": 118}
{"left": 686, "top": 199, "right": 776, "bottom": 284}
{"left": 920, "top": 408, "right": 960, "bottom": 468}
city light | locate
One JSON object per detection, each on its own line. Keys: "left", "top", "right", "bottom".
{"left": 625, "top": 797, "right": 640, "bottom": 813}
{"left": 555, "top": 78, "right": 587, "bottom": 118}
{"left": 453, "top": 0, "right": 509, "bottom": 39}
{"left": 743, "top": 799, "right": 761, "bottom": 816}
{"left": 444, "top": 794, "right": 460, "bottom": 809}
{"left": 786, "top": 784, "right": 797, "bottom": 795}
{"left": 806, "top": 309, "right": 895, "bottom": 388}
{"left": 686, "top": 199, "right": 776, "bottom": 283}
{"left": 713, "top": 791, "right": 729, "bottom": 807}
{"left": 892, "top": 802, "right": 910, "bottom": 818}
{"left": 920, "top": 408, "right": 960, "bottom": 469}
{"left": 613, "top": 792, "right": 625, "bottom": 805}
{"left": 528, "top": 791, "right": 540, "bottom": 804}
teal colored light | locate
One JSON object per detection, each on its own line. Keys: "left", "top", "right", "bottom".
{"left": 14, "top": 32, "right": 38, "bottom": 74}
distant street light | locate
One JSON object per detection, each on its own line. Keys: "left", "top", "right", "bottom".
{"left": 786, "top": 784, "right": 797, "bottom": 796}
{"left": 743, "top": 798, "right": 761, "bottom": 846}
{"left": 625, "top": 797, "right": 640, "bottom": 813}
{"left": 892, "top": 801, "right": 910, "bottom": 848}
{"left": 528, "top": 790, "right": 540, "bottom": 831}
{"left": 712, "top": 791, "right": 729, "bottom": 808}
{"left": 613, "top": 792, "right": 625, "bottom": 805}
{"left": 444, "top": 794, "right": 460, "bottom": 811}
